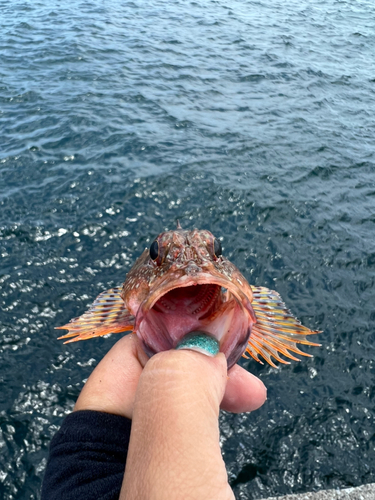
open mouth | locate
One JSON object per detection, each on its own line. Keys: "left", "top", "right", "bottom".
{"left": 136, "top": 282, "right": 253, "bottom": 368}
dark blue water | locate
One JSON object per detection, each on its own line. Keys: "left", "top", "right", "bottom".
{"left": 1, "top": 0, "right": 375, "bottom": 498}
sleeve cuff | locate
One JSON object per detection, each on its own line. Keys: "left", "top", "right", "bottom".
{"left": 41, "top": 410, "right": 132, "bottom": 500}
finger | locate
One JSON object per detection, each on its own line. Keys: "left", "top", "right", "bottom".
{"left": 121, "top": 349, "right": 235, "bottom": 500}
{"left": 74, "top": 333, "right": 143, "bottom": 419}
{"left": 220, "top": 364, "right": 267, "bottom": 413}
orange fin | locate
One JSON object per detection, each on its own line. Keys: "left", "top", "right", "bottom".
{"left": 56, "top": 287, "right": 135, "bottom": 343}
{"left": 243, "top": 286, "right": 321, "bottom": 368}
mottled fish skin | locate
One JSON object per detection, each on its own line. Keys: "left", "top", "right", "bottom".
{"left": 57, "top": 226, "right": 320, "bottom": 369}
{"left": 122, "top": 228, "right": 255, "bottom": 318}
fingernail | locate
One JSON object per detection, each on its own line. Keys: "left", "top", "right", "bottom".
{"left": 176, "top": 331, "right": 220, "bottom": 357}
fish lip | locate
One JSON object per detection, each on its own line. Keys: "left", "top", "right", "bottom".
{"left": 134, "top": 271, "right": 255, "bottom": 369}
{"left": 141, "top": 272, "right": 252, "bottom": 314}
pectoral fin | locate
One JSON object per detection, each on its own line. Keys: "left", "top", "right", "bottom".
{"left": 244, "top": 286, "right": 321, "bottom": 368}
{"left": 56, "top": 287, "right": 135, "bottom": 343}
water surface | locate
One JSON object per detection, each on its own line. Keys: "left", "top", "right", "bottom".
{"left": 1, "top": 0, "right": 375, "bottom": 498}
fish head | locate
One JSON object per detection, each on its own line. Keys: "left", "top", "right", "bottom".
{"left": 122, "top": 227, "right": 256, "bottom": 368}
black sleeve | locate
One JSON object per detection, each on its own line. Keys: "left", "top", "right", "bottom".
{"left": 41, "top": 410, "right": 132, "bottom": 500}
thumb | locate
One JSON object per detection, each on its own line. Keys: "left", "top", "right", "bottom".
{"left": 121, "top": 348, "right": 234, "bottom": 500}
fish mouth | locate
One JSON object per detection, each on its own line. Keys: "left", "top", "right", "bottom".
{"left": 135, "top": 275, "right": 256, "bottom": 368}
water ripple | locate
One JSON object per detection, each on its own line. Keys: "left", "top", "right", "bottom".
{"left": 1, "top": 0, "right": 375, "bottom": 498}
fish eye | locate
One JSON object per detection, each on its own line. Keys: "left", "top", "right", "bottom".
{"left": 149, "top": 240, "right": 159, "bottom": 261}
{"left": 214, "top": 238, "right": 222, "bottom": 258}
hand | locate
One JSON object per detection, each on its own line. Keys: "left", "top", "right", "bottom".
{"left": 75, "top": 333, "right": 267, "bottom": 500}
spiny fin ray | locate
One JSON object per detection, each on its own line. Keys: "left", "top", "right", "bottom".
{"left": 56, "top": 287, "right": 135, "bottom": 343}
{"left": 244, "top": 286, "right": 321, "bottom": 367}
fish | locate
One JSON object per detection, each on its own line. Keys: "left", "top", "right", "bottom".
{"left": 56, "top": 224, "right": 320, "bottom": 369}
